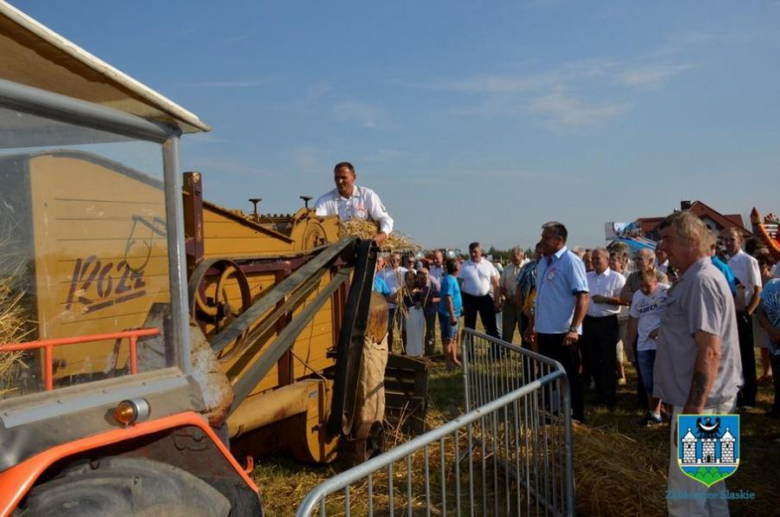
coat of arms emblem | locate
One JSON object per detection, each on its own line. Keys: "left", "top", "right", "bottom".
{"left": 677, "top": 414, "right": 740, "bottom": 487}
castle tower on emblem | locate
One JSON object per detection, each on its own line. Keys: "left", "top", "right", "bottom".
{"left": 720, "top": 428, "right": 735, "bottom": 463}
{"left": 702, "top": 437, "right": 716, "bottom": 463}
{"left": 682, "top": 428, "right": 697, "bottom": 464}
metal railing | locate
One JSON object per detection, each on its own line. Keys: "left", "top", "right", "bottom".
{"left": 0, "top": 328, "right": 160, "bottom": 391}
{"left": 296, "top": 329, "right": 575, "bottom": 516}
{"left": 461, "top": 330, "right": 575, "bottom": 516}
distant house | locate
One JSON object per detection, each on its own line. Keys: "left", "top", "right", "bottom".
{"left": 636, "top": 200, "right": 751, "bottom": 241}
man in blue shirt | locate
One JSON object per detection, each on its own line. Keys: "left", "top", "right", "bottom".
{"left": 373, "top": 256, "right": 393, "bottom": 298}
{"left": 531, "top": 221, "right": 590, "bottom": 423}
{"left": 709, "top": 243, "right": 738, "bottom": 296}
{"left": 373, "top": 275, "right": 391, "bottom": 296}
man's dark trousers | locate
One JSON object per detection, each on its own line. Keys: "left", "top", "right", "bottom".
{"left": 462, "top": 292, "right": 499, "bottom": 339}
{"left": 520, "top": 313, "right": 530, "bottom": 341}
{"left": 537, "top": 332, "right": 585, "bottom": 422}
{"left": 736, "top": 311, "right": 757, "bottom": 407}
{"left": 582, "top": 315, "right": 619, "bottom": 407}
{"left": 502, "top": 303, "right": 523, "bottom": 344}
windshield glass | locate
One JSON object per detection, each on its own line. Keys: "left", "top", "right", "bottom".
{"left": 0, "top": 106, "right": 172, "bottom": 400}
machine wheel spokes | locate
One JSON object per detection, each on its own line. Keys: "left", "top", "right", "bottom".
{"left": 188, "top": 258, "right": 252, "bottom": 356}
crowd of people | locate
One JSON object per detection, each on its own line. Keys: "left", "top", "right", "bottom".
{"left": 372, "top": 220, "right": 779, "bottom": 417}
{"left": 371, "top": 215, "right": 779, "bottom": 517}
{"left": 318, "top": 161, "right": 780, "bottom": 516}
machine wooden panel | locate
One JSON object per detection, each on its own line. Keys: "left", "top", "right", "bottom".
{"left": 27, "top": 153, "right": 170, "bottom": 377}
{"left": 202, "top": 209, "right": 292, "bottom": 258}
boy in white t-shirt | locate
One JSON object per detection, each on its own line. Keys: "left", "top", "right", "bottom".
{"left": 626, "top": 270, "right": 669, "bottom": 426}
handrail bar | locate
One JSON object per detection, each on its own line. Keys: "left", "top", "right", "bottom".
{"left": 0, "top": 328, "right": 161, "bottom": 390}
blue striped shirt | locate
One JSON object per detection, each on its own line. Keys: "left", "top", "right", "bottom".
{"left": 534, "top": 246, "right": 589, "bottom": 334}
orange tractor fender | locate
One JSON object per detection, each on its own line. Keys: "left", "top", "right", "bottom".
{"left": 0, "top": 412, "right": 257, "bottom": 516}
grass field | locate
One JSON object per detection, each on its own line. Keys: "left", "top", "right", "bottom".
{"left": 252, "top": 343, "right": 780, "bottom": 516}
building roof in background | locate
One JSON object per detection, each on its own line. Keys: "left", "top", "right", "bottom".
{"left": 635, "top": 200, "right": 751, "bottom": 238}
{"left": 686, "top": 200, "right": 750, "bottom": 235}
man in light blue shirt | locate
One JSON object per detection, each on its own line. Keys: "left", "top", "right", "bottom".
{"left": 531, "top": 221, "right": 589, "bottom": 422}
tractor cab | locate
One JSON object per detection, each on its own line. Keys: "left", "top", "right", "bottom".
{"left": 0, "top": 0, "right": 206, "bottom": 425}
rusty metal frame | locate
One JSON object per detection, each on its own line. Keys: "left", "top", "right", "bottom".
{"left": 207, "top": 237, "right": 355, "bottom": 355}
{"left": 221, "top": 267, "right": 326, "bottom": 367}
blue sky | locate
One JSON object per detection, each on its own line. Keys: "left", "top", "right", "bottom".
{"left": 17, "top": 0, "right": 780, "bottom": 250}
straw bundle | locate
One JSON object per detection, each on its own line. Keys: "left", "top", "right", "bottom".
{"left": 573, "top": 424, "right": 667, "bottom": 516}
{"left": 0, "top": 278, "right": 28, "bottom": 397}
{"left": 338, "top": 219, "right": 420, "bottom": 252}
{"left": 0, "top": 200, "right": 30, "bottom": 397}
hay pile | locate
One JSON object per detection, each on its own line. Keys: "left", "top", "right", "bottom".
{"left": 573, "top": 424, "right": 667, "bottom": 516}
{"left": 0, "top": 199, "right": 30, "bottom": 397}
{"left": 339, "top": 219, "right": 420, "bottom": 252}
{"left": 0, "top": 278, "right": 28, "bottom": 397}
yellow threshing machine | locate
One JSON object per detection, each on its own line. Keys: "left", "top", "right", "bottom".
{"left": 181, "top": 172, "right": 378, "bottom": 463}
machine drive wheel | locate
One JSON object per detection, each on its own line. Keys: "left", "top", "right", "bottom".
{"left": 188, "top": 258, "right": 252, "bottom": 356}
{"left": 16, "top": 457, "right": 231, "bottom": 517}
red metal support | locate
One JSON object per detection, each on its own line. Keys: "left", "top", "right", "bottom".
{"left": 129, "top": 335, "right": 139, "bottom": 375}
{"left": 0, "top": 328, "right": 160, "bottom": 391}
{"left": 44, "top": 345, "right": 53, "bottom": 391}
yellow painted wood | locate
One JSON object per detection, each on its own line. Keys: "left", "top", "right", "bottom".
{"left": 27, "top": 153, "right": 170, "bottom": 378}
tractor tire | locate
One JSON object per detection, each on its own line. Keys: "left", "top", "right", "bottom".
{"left": 16, "top": 457, "right": 231, "bottom": 517}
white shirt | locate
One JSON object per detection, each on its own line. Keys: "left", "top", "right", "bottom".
{"left": 771, "top": 263, "right": 780, "bottom": 279}
{"left": 727, "top": 249, "right": 762, "bottom": 306}
{"left": 429, "top": 264, "right": 444, "bottom": 281}
{"left": 656, "top": 260, "right": 669, "bottom": 275}
{"left": 380, "top": 266, "right": 407, "bottom": 309}
{"left": 586, "top": 268, "right": 626, "bottom": 317}
{"left": 458, "top": 259, "right": 499, "bottom": 297}
{"left": 314, "top": 184, "right": 394, "bottom": 235}
{"left": 629, "top": 284, "right": 669, "bottom": 352}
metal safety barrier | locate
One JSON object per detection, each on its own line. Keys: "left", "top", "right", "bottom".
{"left": 296, "top": 329, "right": 575, "bottom": 516}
